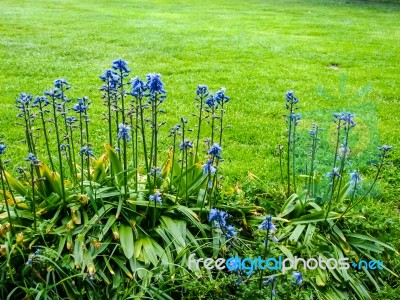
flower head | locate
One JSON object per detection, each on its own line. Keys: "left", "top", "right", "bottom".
{"left": 118, "top": 123, "right": 131, "bottom": 141}
{"left": 205, "top": 95, "right": 216, "bottom": 108}
{"left": 149, "top": 167, "right": 162, "bottom": 176}
{"left": 285, "top": 90, "right": 299, "bottom": 106}
{"left": 100, "top": 69, "right": 120, "bottom": 91}
{"left": 208, "top": 143, "right": 222, "bottom": 159}
{"left": 333, "top": 112, "right": 356, "bottom": 127}
{"left": 0, "top": 145, "right": 6, "bottom": 155}
{"left": 339, "top": 142, "right": 350, "bottom": 158}
{"left": 66, "top": 116, "right": 78, "bottom": 126}
{"left": 379, "top": 145, "right": 393, "bottom": 152}
{"left": 16, "top": 93, "right": 32, "bottom": 113}
{"left": 224, "top": 225, "right": 237, "bottom": 238}
{"left": 26, "top": 153, "right": 40, "bottom": 165}
{"left": 327, "top": 167, "right": 341, "bottom": 179}
{"left": 209, "top": 208, "right": 229, "bottom": 227}
{"left": 214, "top": 88, "right": 230, "bottom": 105}
{"left": 131, "top": 77, "right": 147, "bottom": 97}
{"left": 54, "top": 79, "right": 70, "bottom": 90}
{"left": 146, "top": 73, "right": 166, "bottom": 102}
{"left": 179, "top": 140, "right": 193, "bottom": 150}
{"left": 262, "top": 275, "right": 277, "bottom": 286}
{"left": 149, "top": 191, "right": 162, "bottom": 205}
{"left": 32, "top": 96, "right": 50, "bottom": 107}
{"left": 202, "top": 159, "right": 217, "bottom": 176}
{"left": 80, "top": 146, "right": 94, "bottom": 157}
{"left": 292, "top": 271, "right": 303, "bottom": 286}
{"left": 112, "top": 58, "right": 130, "bottom": 74}
{"left": 196, "top": 85, "right": 208, "bottom": 96}
{"left": 350, "top": 171, "right": 362, "bottom": 185}
{"left": 71, "top": 97, "right": 89, "bottom": 114}
{"left": 258, "top": 215, "right": 277, "bottom": 232}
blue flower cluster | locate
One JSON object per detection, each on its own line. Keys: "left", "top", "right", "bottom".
{"left": 71, "top": 97, "right": 90, "bottom": 114}
{"left": 333, "top": 112, "right": 356, "bottom": 128}
{"left": 149, "top": 191, "right": 162, "bottom": 205}
{"left": 131, "top": 77, "right": 147, "bottom": 98}
{"left": 327, "top": 167, "right": 341, "bottom": 179}
{"left": 202, "top": 159, "right": 217, "bottom": 176}
{"left": 179, "top": 140, "right": 193, "bottom": 150}
{"left": 208, "top": 143, "right": 222, "bottom": 159}
{"left": 209, "top": 208, "right": 237, "bottom": 239}
{"left": 205, "top": 88, "right": 229, "bottom": 108}
{"left": 285, "top": 90, "right": 299, "bottom": 108}
{"left": 350, "top": 170, "right": 362, "bottom": 186}
{"left": 145, "top": 73, "right": 166, "bottom": 103}
{"left": 118, "top": 123, "right": 131, "bottom": 142}
{"left": 80, "top": 146, "right": 94, "bottom": 157}
{"left": 0, "top": 144, "right": 6, "bottom": 155}
{"left": 26, "top": 153, "right": 40, "bottom": 165}
{"left": 32, "top": 96, "right": 50, "bottom": 107}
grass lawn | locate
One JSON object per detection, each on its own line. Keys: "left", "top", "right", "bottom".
{"left": 0, "top": 0, "right": 399, "bottom": 298}
{"left": 0, "top": 0, "right": 399, "bottom": 184}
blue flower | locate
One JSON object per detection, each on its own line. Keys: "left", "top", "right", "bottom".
{"left": 80, "top": 147, "right": 94, "bottom": 157}
{"left": 290, "top": 113, "right": 301, "bottom": 125}
{"left": 34, "top": 249, "right": 41, "bottom": 255}
{"left": 71, "top": 97, "right": 89, "bottom": 114}
{"left": 100, "top": 69, "right": 120, "bottom": 90}
{"left": 214, "top": 88, "right": 230, "bottom": 105}
{"left": 205, "top": 95, "right": 216, "bottom": 108}
{"left": 333, "top": 112, "right": 356, "bottom": 127}
{"left": 26, "top": 153, "right": 40, "bottom": 164}
{"left": 118, "top": 123, "right": 131, "bottom": 141}
{"left": 66, "top": 116, "right": 78, "bottom": 125}
{"left": 196, "top": 85, "right": 208, "bottom": 96}
{"left": 350, "top": 171, "right": 362, "bottom": 185}
{"left": 202, "top": 159, "right": 217, "bottom": 175}
{"left": 208, "top": 143, "right": 222, "bottom": 159}
{"left": 270, "top": 235, "right": 279, "bottom": 243}
{"left": 209, "top": 208, "right": 229, "bottom": 227}
{"left": 327, "top": 167, "right": 341, "bottom": 179}
{"left": 54, "top": 79, "right": 70, "bottom": 89}
{"left": 224, "top": 225, "right": 237, "bottom": 238}
{"left": 146, "top": 73, "right": 166, "bottom": 102}
{"left": 16, "top": 93, "right": 32, "bottom": 111}
{"left": 149, "top": 167, "right": 161, "bottom": 176}
{"left": 258, "top": 215, "right": 277, "bottom": 232}
{"left": 379, "top": 145, "right": 393, "bottom": 152}
{"left": 292, "top": 271, "right": 303, "bottom": 286}
{"left": 179, "top": 140, "right": 193, "bottom": 150}
{"left": 26, "top": 258, "right": 32, "bottom": 266}
{"left": 149, "top": 191, "right": 162, "bottom": 205}
{"left": 285, "top": 91, "right": 299, "bottom": 105}
{"left": 32, "top": 96, "right": 50, "bottom": 107}
{"left": 262, "top": 275, "right": 276, "bottom": 286}
{"left": 339, "top": 142, "right": 350, "bottom": 157}
{"left": 0, "top": 145, "right": 6, "bottom": 155}
{"left": 131, "top": 77, "right": 147, "bottom": 97}
{"left": 112, "top": 58, "right": 130, "bottom": 74}
{"left": 60, "top": 144, "right": 70, "bottom": 151}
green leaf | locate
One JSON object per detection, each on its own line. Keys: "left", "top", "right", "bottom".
{"left": 104, "top": 144, "right": 123, "bottom": 187}
{"left": 288, "top": 224, "right": 306, "bottom": 243}
{"left": 119, "top": 223, "right": 134, "bottom": 259}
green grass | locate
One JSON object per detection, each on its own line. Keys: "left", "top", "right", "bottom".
{"left": 0, "top": 0, "right": 399, "bottom": 184}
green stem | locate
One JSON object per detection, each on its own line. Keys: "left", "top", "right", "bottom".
{"left": 0, "top": 160, "right": 14, "bottom": 235}
{"left": 79, "top": 113, "right": 84, "bottom": 194}
{"left": 51, "top": 97, "right": 66, "bottom": 207}
{"left": 259, "top": 227, "right": 270, "bottom": 290}
{"left": 287, "top": 105, "right": 293, "bottom": 197}
{"left": 39, "top": 103, "right": 55, "bottom": 170}
{"left": 30, "top": 164, "right": 36, "bottom": 231}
